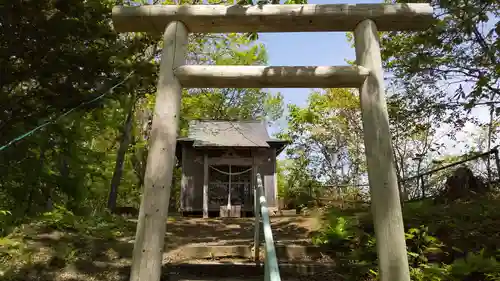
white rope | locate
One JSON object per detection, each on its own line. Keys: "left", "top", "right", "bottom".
{"left": 209, "top": 165, "right": 252, "bottom": 176}
{"left": 208, "top": 165, "right": 253, "bottom": 212}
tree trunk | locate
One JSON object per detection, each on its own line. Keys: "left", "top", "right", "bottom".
{"left": 26, "top": 145, "right": 47, "bottom": 214}
{"left": 392, "top": 145, "right": 404, "bottom": 206}
{"left": 107, "top": 95, "right": 136, "bottom": 211}
{"left": 131, "top": 100, "right": 152, "bottom": 190}
{"left": 486, "top": 104, "right": 494, "bottom": 188}
{"left": 416, "top": 160, "right": 424, "bottom": 198}
{"left": 45, "top": 141, "right": 54, "bottom": 211}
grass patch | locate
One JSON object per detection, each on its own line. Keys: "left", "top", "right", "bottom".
{"left": 0, "top": 205, "right": 137, "bottom": 281}
{"left": 313, "top": 194, "right": 500, "bottom": 281}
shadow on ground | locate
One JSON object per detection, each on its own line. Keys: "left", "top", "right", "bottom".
{"left": 0, "top": 214, "right": 322, "bottom": 281}
{"left": 165, "top": 216, "right": 320, "bottom": 247}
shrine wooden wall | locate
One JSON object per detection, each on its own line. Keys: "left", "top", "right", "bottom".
{"left": 179, "top": 144, "right": 277, "bottom": 215}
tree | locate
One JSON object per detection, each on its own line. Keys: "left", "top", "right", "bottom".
{"left": 0, "top": 0, "right": 159, "bottom": 215}
{"left": 381, "top": 0, "right": 499, "bottom": 197}
{"left": 180, "top": 32, "right": 284, "bottom": 133}
{"left": 125, "top": 31, "right": 284, "bottom": 210}
{"left": 386, "top": 82, "right": 452, "bottom": 199}
{"left": 382, "top": 0, "right": 499, "bottom": 109}
{"left": 0, "top": 0, "right": 290, "bottom": 215}
{"left": 279, "top": 88, "right": 365, "bottom": 202}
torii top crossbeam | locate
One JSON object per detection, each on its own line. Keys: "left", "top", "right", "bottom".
{"left": 112, "top": 3, "right": 434, "bottom": 33}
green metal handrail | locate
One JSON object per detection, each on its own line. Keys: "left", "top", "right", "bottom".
{"left": 254, "top": 173, "right": 281, "bottom": 281}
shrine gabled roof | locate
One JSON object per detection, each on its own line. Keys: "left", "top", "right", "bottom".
{"left": 178, "top": 120, "right": 279, "bottom": 147}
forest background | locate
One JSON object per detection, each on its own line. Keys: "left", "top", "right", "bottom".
{"left": 0, "top": 0, "right": 499, "bottom": 279}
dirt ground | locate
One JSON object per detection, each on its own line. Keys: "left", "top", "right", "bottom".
{"left": 160, "top": 214, "right": 323, "bottom": 262}
{"left": 1, "top": 214, "right": 325, "bottom": 281}
{"left": 164, "top": 215, "right": 322, "bottom": 248}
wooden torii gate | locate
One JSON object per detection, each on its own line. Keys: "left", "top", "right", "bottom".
{"left": 111, "top": 4, "right": 434, "bottom": 281}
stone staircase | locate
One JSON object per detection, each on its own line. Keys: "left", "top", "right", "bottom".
{"left": 166, "top": 262, "right": 338, "bottom": 281}
{"left": 158, "top": 215, "right": 337, "bottom": 280}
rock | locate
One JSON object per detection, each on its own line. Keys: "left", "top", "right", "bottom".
{"left": 440, "top": 166, "right": 487, "bottom": 201}
{"left": 113, "top": 206, "right": 139, "bottom": 217}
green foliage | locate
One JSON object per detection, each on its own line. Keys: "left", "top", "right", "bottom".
{"left": 314, "top": 196, "right": 500, "bottom": 281}
{"left": 0, "top": 210, "right": 12, "bottom": 236}
{"left": 38, "top": 205, "right": 79, "bottom": 232}
{"left": 180, "top": 31, "right": 284, "bottom": 135}
{"left": 0, "top": 0, "right": 158, "bottom": 220}
{"left": 450, "top": 250, "right": 500, "bottom": 280}
{"left": 0, "top": 207, "right": 137, "bottom": 279}
{"left": 0, "top": 0, "right": 287, "bottom": 230}
{"left": 278, "top": 88, "right": 365, "bottom": 207}
{"left": 405, "top": 226, "right": 444, "bottom": 266}
{"left": 382, "top": 0, "right": 499, "bottom": 110}
{"left": 276, "top": 160, "right": 288, "bottom": 199}
{"left": 20, "top": 204, "right": 132, "bottom": 239}
{"left": 2, "top": 0, "right": 499, "bottom": 280}
{"left": 312, "top": 216, "right": 354, "bottom": 247}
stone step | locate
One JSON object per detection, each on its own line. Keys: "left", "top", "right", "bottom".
{"left": 80, "top": 260, "right": 336, "bottom": 281}
{"left": 170, "top": 277, "right": 300, "bottom": 281}
{"left": 165, "top": 244, "right": 332, "bottom": 262}
{"left": 165, "top": 261, "right": 337, "bottom": 278}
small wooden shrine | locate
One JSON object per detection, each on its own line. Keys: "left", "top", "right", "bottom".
{"left": 176, "top": 120, "right": 288, "bottom": 217}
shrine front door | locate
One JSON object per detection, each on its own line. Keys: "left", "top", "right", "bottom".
{"left": 208, "top": 165, "right": 253, "bottom": 211}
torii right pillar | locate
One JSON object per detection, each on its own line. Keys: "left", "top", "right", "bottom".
{"left": 354, "top": 19, "right": 410, "bottom": 281}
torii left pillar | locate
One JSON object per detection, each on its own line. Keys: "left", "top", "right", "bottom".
{"left": 129, "top": 21, "right": 188, "bottom": 281}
